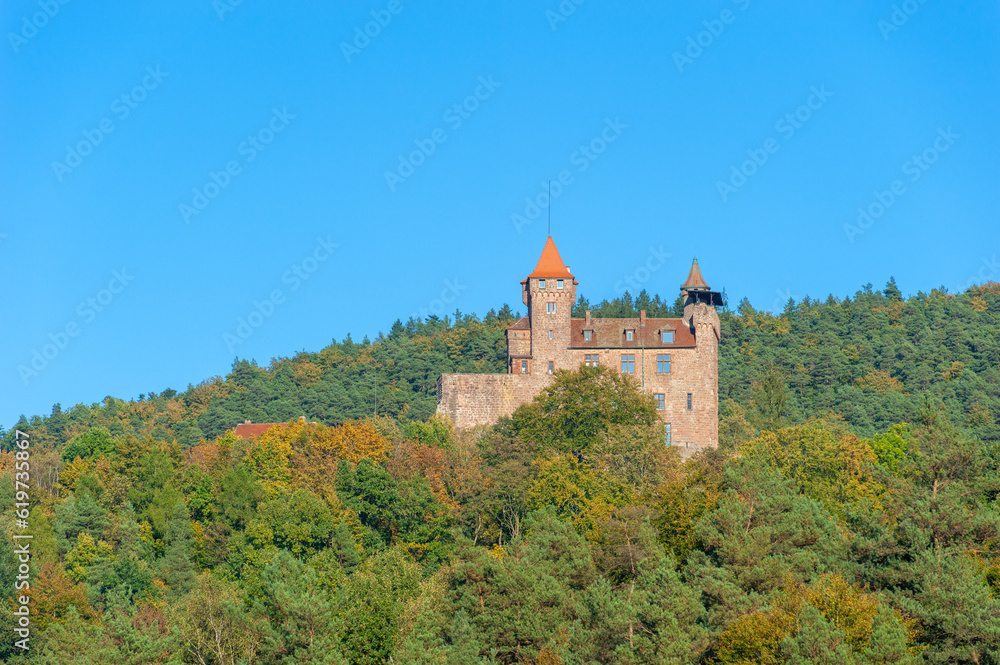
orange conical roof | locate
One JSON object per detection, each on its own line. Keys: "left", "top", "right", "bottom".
{"left": 682, "top": 257, "right": 710, "bottom": 291}
{"left": 527, "top": 236, "right": 574, "bottom": 279}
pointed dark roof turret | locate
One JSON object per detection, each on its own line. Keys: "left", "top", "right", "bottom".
{"left": 682, "top": 257, "right": 710, "bottom": 291}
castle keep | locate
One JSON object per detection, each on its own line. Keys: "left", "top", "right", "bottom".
{"left": 436, "top": 237, "right": 722, "bottom": 451}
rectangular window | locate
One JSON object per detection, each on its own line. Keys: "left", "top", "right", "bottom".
{"left": 661, "top": 331, "right": 674, "bottom": 344}
{"left": 585, "top": 354, "right": 599, "bottom": 367}
{"left": 657, "top": 354, "right": 671, "bottom": 374}
{"left": 521, "top": 360, "right": 527, "bottom": 374}
{"left": 655, "top": 393, "right": 665, "bottom": 410}
{"left": 548, "top": 361, "right": 554, "bottom": 375}
{"left": 584, "top": 330, "right": 591, "bottom": 341}
{"left": 546, "top": 302, "right": 555, "bottom": 314}
{"left": 620, "top": 354, "right": 635, "bottom": 374}
{"left": 664, "top": 423, "right": 672, "bottom": 446}
{"left": 549, "top": 330, "right": 553, "bottom": 340}
{"left": 687, "top": 393, "right": 692, "bottom": 410}
{"left": 557, "top": 279, "right": 564, "bottom": 289}
{"left": 539, "top": 279, "right": 546, "bottom": 289}
{"left": 626, "top": 330, "right": 634, "bottom": 341}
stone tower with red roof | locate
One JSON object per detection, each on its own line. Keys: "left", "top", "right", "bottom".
{"left": 437, "top": 237, "right": 721, "bottom": 453}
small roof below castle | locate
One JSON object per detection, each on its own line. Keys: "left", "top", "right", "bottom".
{"left": 232, "top": 421, "right": 281, "bottom": 439}
{"left": 681, "top": 257, "right": 710, "bottom": 291}
{"left": 526, "top": 236, "right": 575, "bottom": 280}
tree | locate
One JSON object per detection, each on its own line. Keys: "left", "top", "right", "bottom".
{"left": 340, "top": 548, "right": 422, "bottom": 665}
{"left": 158, "top": 501, "right": 197, "bottom": 596}
{"left": 172, "top": 573, "right": 270, "bottom": 665}
{"left": 54, "top": 492, "right": 110, "bottom": 554}
{"left": 442, "top": 509, "right": 595, "bottom": 664}
{"left": 337, "top": 458, "right": 406, "bottom": 548}
{"left": 510, "top": 365, "right": 659, "bottom": 457}
{"left": 258, "top": 551, "right": 348, "bottom": 664}
{"left": 684, "top": 459, "right": 848, "bottom": 630}
{"left": 780, "top": 604, "right": 855, "bottom": 665}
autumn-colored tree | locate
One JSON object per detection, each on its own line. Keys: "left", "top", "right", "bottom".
{"left": 171, "top": 573, "right": 269, "bottom": 665}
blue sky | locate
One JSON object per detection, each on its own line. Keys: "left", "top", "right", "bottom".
{"left": 1, "top": 0, "right": 998, "bottom": 427}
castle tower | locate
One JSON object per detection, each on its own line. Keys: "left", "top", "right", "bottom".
{"left": 680, "top": 257, "right": 722, "bottom": 449}
{"left": 515, "top": 237, "right": 577, "bottom": 376}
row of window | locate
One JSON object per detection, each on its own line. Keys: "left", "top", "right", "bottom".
{"left": 521, "top": 354, "right": 676, "bottom": 378}
{"left": 620, "top": 354, "right": 671, "bottom": 374}
{"left": 582, "top": 329, "right": 674, "bottom": 343}
{"left": 653, "top": 393, "right": 693, "bottom": 411}
{"left": 538, "top": 279, "right": 564, "bottom": 289}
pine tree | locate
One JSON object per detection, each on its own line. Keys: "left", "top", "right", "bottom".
{"left": 781, "top": 604, "right": 854, "bottom": 665}
{"left": 158, "top": 501, "right": 197, "bottom": 596}
{"left": 864, "top": 605, "right": 919, "bottom": 665}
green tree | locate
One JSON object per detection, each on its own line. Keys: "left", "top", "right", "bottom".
{"left": 258, "top": 550, "right": 348, "bottom": 664}
{"left": 684, "top": 459, "right": 847, "bottom": 630}
{"left": 780, "top": 604, "right": 855, "bottom": 665}
{"left": 509, "top": 365, "right": 659, "bottom": 457}
{"left": 158, "top": 501, "right": 197, "bottom": 596}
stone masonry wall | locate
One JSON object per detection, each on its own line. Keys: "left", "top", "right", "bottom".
{"left": 436, "top": 373, "right": 555, "bottom": 429}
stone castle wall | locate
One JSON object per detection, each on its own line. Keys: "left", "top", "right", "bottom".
{"left": 436, "top": 373, "right": 555, "bottom": 429}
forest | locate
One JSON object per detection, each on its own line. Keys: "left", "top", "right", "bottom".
{"left": 1, "top": 278, "right": 998, "bottom": 664}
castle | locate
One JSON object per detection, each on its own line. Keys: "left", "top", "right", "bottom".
{"left": 436, "top": 237, "right": 722, "bottom": 452}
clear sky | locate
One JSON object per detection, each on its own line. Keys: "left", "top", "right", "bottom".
{"left": 1, "top": 1, "right": 998, "bottom": 427}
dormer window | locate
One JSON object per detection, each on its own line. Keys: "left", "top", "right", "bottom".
{"left": 539, "top": 279, "right": 546, "bottom": 289}
{"left": 584, "top": 330, "right": 592, "bottom": 342}
{"left": 557, "top": 279, "right": 564, "bottom": 289}
{"left": 625, "top": 330, "right": 634, "bottom": 342}
{"left": 661, "top": 330, "right": 674, "bottom": 344}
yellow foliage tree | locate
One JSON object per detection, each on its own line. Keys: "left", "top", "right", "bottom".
{"left": 742, "top": 419, "right": 884, "bottom": 517}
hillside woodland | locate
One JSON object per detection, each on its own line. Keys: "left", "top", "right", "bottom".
{"left": 1, "top": 279, "right": 998, "bottom": 664}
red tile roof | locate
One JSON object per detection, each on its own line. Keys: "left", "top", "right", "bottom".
{"left": 526, "top": 236, "right": 575, "bottom": 280}
{"left": 570, "top": 317, "right": 695, "bottom": 348}
{"left": 682, "top": 257, "right": 710, "bottom": 291}
{"left": 232, "top": 421, "right": 281, "bottom": 439}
